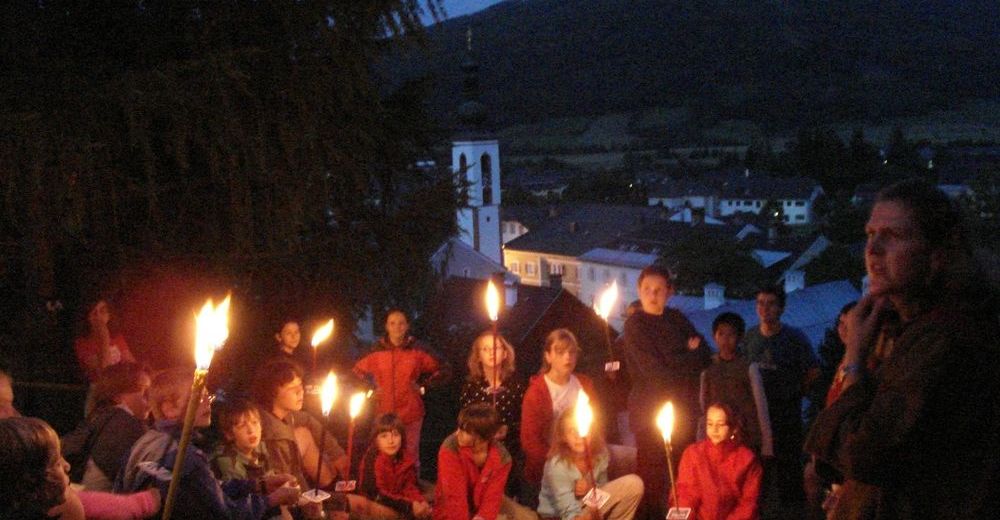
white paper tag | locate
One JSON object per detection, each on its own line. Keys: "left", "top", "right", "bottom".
{"left": 334, "top": 480, "right": 357, "bottom": 492}
{"left": 300, "top": 488, "right": 331, "bottom": 503}
{"left": 604, "top": 361, "right": 620, "bottom": 372}
{"left": 582, "top": 487, "right": 610, "bottom": 509}
{"left": 666, "top": 507, "right": 691, "bottom": 519}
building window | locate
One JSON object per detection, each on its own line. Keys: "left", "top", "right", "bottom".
{"left": 510, "top": 262, "right": 520, "bottom": 274}
{"left": 463, "top": 268, "right": 471, "bottom": 277}
{"left": 588, "top": 267, "right": 596, "bottom": 281}
{"left": 795, "top": 201, "right": 805, "bottom": 207}
{"left": 795, "top": 214, "right": 806, "bottom": 221}
{"left": 603, "top": 268, "right": 611, "bottom": 281}
{"left": 620, "top": 272, "right": 628, "bottom": 285}
{"left": 783, "top": 215, "right": 790, "bottom": 223}
{"left": 525, "top": 263, "right": 537, "bottom": 275}
{"left": 481, "top": 153, "right": 493, "bottom": 205}
{"left": 755, "top": 201, "right": 761, "bottom": 208}
{"left": 550, "top": 263, "right": 564, "bottom": 275}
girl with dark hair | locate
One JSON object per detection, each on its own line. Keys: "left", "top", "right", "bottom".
{"left": 354, "top": 413, "right": 431, "bottom": 519}
{"left": 73, "top": 298, "right": 134, "bottom": 383}
{"left": 353, "top": 309, "right": 447, "bottom": 467}
{"left": 0, "top": 416, "right": 76, "bottom": 519}
{"left": 1, "top": 416, "right": 159, "bottom": 520}
{"left": 674, "top": 402, "right": 762, "bottom": 520}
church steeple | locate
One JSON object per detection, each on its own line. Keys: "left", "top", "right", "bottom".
{"left": 457, "top": 27, "right": 488, "bottom": 132}
{"left": 452, "top": 27, "right": 501, "bottom": 265}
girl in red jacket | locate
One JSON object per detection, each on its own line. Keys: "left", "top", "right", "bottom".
{"left": 520, "top": 329, "right": 597, "bottom": 504}
{"left": 673, "top": 402, "right": 762, "bottom": 520}
{"left": 355, "top": 413, "right": 431, "bottom": 520}
{"left": 353, "top": 309, "right": 446, "bottom": 466}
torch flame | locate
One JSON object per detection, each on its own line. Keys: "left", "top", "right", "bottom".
{"left": 486, "top": 280, "right": 500, "bottom": 322}
{"left": 656, "top": 401, "right": 675, "bottom": 444}
{"left": 574, "top": 391, "right": 594, "bottom": 438}
{"left": 195, "top": 295, "right": 231, "bottom": 371}
{"left": 594, "top": 280, "right": 619, "bottom": 321}
{"left": 311, "top": 319, "right": 335, "bottom": 348}
{"left": 349, "top": 392, "right": 366, "bottom": 419}
{"left": 320, "top": 372, "right": 338, "bottom": 417}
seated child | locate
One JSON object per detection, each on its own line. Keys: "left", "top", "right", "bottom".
{"left": 433, "top": 403, "right": 511, "bottom": 520}
{"left": 674, "top": 402, "right": 762, "bottom": 520}
{"left": 699, "top": 312, "right": 772, "bottom": 457}
{"left": 116, "top": 368, "right": 301, "bottom": 519}
{"left": 0, "top": 415, "right": 158, "bottom": 520}
{"left": 353, "top": 413, "right": 431, "bottom": 519}
{"left": 538, "top": 407, "right": 643, "bottom": 520}
{"left": 213, "top": 399, "right": 299, "bottom": 520}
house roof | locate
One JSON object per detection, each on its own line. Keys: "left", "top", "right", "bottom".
{"left": 423, "top": 277, "right": 615, "bottom": 381}
{"left": 678, "top": 280, "right": 860, "bottom": 352}
{"left": 718, "top": 176, "right": 820, "bottom": 201}
{"left": 503, "top": 204, "right": 667, "bottom": 257}
{"left": 578, "top": 248, "right": 659, "bottom": 269}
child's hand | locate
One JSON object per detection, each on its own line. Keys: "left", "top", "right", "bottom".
{"left": 267, "top": 483, "right": 301, "bottom": 507}
{"left": 412, "top": 500, "right": 432, "bottom": 519}
{"left": 687, "top": 336, "right": 701, "bottom": 351}
{"left": 574, "top": 478, "right": 589, "bottom": 497}
{"left": 494, "top": 424, "right": 508, "bottom": 441}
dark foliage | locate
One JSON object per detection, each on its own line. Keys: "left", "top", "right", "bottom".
{"left": 0, "top": 1, "right": 459, "bottom": 376}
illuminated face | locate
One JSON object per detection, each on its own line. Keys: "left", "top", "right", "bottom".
{"left": 755, "top": 293, "right": 783, "bottom": 326}
{"left": 0, "top": 375, "right": 15, "bottom": 419}
{"left": 375, "top": 429, "right": 403, "bottom": 457}
{"left": 275, "top": 322, "right": 301, "bottom": 353}
{"left": 705, "top": 406, "right": 732, "bottom": 445}
{"left": 273, "top": 376, "right": 305, "bottom": 415}
{"left": 864, "top": 201, "right": 931, "bottom": 300}
{"left": 562, "top": 421, "right": 586, "bottom": 455}
{"left": 385, "top": 312, "right": 410, "bottom": 345}
{"left": 48, "top": 438, "right": 71, "bottom": 490}
{"left": 228, "top": 411, "right": 262, "bottom": 455}
{"left": 120, "top": 372, "right": 152, "bottom": 421}
{"left": 455, "top": 428, "right": 484, "bottom": 448}
{"left": 477, "top": 336, "right": 506, "bottom": 370}
{"left": 639, "top": 274, "right": 672, "bottom": 315}
{"left": 713, "top": 323, "right": 740, "bottom": 359}
{"left": 544, "top": 340, "right": 579, "bottom": 379}
{"left": 88, "top": 300, "right": 111, "bottom": 327}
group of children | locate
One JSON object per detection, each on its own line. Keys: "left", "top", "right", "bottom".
{"left": 1, "top": 281, "right": 789, "bottom": 520}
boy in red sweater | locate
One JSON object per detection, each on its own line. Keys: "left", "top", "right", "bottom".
{"left": 434, "top": 403, "right": 511, "bottom": 520}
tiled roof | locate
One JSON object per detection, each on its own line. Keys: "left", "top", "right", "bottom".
{"left": 503, "top": 204, "right": 667, "bottom": 257}
{"left": 578, "top": 248, "right": 659, "bottom": 269}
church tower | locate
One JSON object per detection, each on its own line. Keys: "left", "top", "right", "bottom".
{"left": 453, "top": 28, "right": 502, "bottom": 265}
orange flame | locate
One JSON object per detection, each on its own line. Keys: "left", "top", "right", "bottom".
{"left": 486, "top": 280, "right": 500, "bottom": 322}
{"left": 349, "top": 392, "right": 366, "bottom": 420}
{"left": 195, "top": 295, "right": 231, "bottom": 371}
{"left": 593, "top": 280, "right": 619, "bottom": 321}
{"left": 574, "top": 391, "right": 594, "bottom": 438}
{"left": 320, "top": 372, "right": 338, "bottom": 417}
{"left": 311, "top": 319, "right": 335, "bottom": 348}
{"left": 656, "top": 401, "right": 675, "bottom": 444}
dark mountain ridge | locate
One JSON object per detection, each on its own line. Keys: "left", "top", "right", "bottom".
{"left": 388, "top": 0, "right": 999, "bottom": 131}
